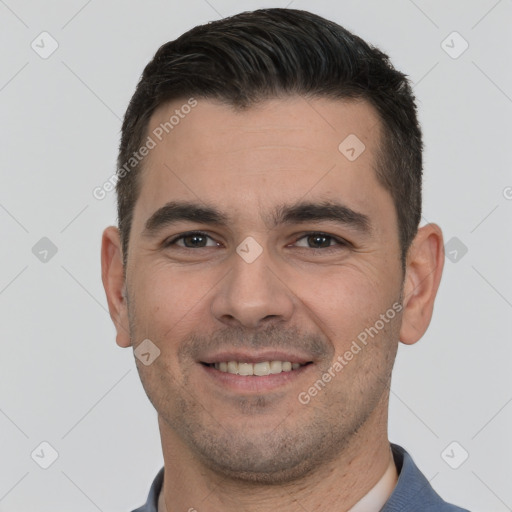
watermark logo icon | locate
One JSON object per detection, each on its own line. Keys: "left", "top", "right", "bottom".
{"left": 31, "top": 32, "right": 59, "bottom": 59}
{"left": 31, "top": 441, "right": 59, "bottom": 469}
{"left": 236, "top": 236, "right": 263, "bottom": 263}
{"left": 445, "top": 236, "right": 468, "bottom": 263}
{"left": 441, "top": 441, "right": 469, "bottom": 469}
{"left": 134, "top": 339, "right": 161, "bottom": 366}
{"left": 32, "top": 237, "right": 58, "bottom": 263}
{"left": 338, "top": 134, "right": 366, "bottom": 162}
{"left": 441, "top": 32, "right": 469, "bottom": 59}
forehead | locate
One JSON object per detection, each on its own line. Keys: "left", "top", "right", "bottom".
{"left": 132, "top": 96, "right": 392, "bottom": 232}
{"left": 147, "top": 95, "right": 381, "bottom": 162}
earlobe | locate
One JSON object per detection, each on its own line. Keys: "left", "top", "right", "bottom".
{"left": 399, "top": 224, "right": 445, "bottom": 345}
{"left": 100, "top": 226, "right": 132, "bottom": 348}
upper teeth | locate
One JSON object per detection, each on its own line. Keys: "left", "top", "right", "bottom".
{"left": 212, "top": 361, "right": 303, "bottom": 376}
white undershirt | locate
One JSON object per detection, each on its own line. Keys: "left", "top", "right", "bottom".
{"left": 347, "top": 455, "right": 398, "bottom": 512}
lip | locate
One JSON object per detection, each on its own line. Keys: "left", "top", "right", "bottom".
{"left": 199, "top": 360, "right": 314, "bottom": 393}
{"left": 198, "top": 350, "right": 314, "bottom": 365}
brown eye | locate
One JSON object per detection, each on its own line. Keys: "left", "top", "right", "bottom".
{"left": 182, "top": 234, "right": 208, "bottom": 247}
{"left": 164, "top": 231, "right": 218, "bottom": 248}
{"left": 307, "top": 234, "right": 332, "bottom": 248}
{"left": 294, "top": 232, "right": 346, "bottom": 249}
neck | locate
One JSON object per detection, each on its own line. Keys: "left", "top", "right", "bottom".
{"left": 157, "top": 408, "right": 396, "bottom": 512}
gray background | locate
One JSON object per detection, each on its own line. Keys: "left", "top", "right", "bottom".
{"left": 1, "top": 0, "right": 511, "bottom": 510}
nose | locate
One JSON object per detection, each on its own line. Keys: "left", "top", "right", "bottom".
{"left": 210, "top": 244, "right": 296, "bottom": 330}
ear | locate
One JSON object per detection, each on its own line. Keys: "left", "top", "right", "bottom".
{"left": 101, "top": 226, "right": 131, "bottom": 348}
{"left": 399, "top": 223, "right": 444, "bottom": 345}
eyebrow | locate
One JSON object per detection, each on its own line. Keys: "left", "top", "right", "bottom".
{"left": 142, "top": 201, "right": 228, "bottom": 237}
{"left": 142, "top": 200, "right": 371, "bottom": 238}
{"left": 273, "top": 200, "right": 371, "bottom": 233}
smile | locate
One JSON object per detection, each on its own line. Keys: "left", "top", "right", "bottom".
{"left": 203, "top": 361, "right": 311, "bottom": 376}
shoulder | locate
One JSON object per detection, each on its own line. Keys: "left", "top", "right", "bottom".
{"left": 130, "top": 466, "right": 164, "bottom": 512}
{"left": 381, "top": 444, "right": 470, "bottom": 512}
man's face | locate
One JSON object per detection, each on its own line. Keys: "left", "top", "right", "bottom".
{"left": 123, "top": 96, "right": 404, "bottom": 482}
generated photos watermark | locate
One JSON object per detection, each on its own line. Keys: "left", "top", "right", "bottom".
{"left": 93, "top": 97, "right": 198, "bottom": 200}
{"left": 298, "top": 302, "right": 403, "bottom": 405}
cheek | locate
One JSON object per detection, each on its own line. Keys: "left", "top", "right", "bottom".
{"left": 132, "top": 263, "right": 216, "bottom": 339}
{"left": 298, "top": 264, "right": 396, "bottom": 330}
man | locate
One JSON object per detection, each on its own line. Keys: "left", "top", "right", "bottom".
{"left": 101, "top": 8, "right": 469, "bottom": 511}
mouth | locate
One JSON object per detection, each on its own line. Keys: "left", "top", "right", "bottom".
{"left": 201, "top": 360, "right": 313, "bottom": 376}
{"left": 197, "top": 350, "right": 317, "bottom": 393}
{"left": 198, "top": 356, "right": 315, "bottom": 394}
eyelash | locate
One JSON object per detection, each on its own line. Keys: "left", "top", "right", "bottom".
{"left": 163, "top": 231, "right": 348, "bottom": 252}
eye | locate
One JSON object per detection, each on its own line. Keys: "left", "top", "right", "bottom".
{"left": 293, "top": 232, "right": 348, "bottom": 250}
{"left": 164, "top": 231, "right": 219, "bottom": 249}
{"left": 162, "top": 231, "right": 348, "bottom": 252}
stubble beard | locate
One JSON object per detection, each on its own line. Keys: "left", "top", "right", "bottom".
{"left": 127, "top": 292, "right": 399, "bottom": 485}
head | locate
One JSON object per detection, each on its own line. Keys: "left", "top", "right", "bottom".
{"left": 102, "top": 8, "right": 444, "bottom": 483}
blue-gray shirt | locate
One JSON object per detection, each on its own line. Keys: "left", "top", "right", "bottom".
{"left": 131, "top": 444, "right": 469, "bottom": 511}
